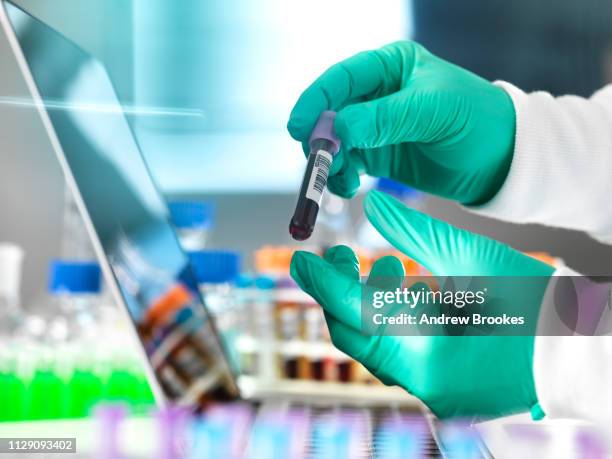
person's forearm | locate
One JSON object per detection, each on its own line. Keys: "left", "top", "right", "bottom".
{"left": 468, "top": 83, "right": 612, "bottom": 244}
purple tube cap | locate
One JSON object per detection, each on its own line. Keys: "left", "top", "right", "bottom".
{"left": 309, "top": 111, "right": 341, "bottom": 154}
{"left": 94, "top": 404, "right": 127, "bottom": 459}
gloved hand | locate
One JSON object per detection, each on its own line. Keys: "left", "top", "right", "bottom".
{"left": 287, "top": 41, "right": 515, "bottom": 205}
{"left": 290, "top": 190, "right": 554, "bottom": 419}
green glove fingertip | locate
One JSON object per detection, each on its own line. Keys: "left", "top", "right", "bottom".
{"left": 324, "top": 245, "right": 359, "bottom": 268}
{"left": 530, "top": 402, "right": 546, "bottom": 421}
{"left": 289, "top": 250, "right": 315, "bottom": 291}
{"left": 366, "top": 256, "right": 405, "bottom": 291}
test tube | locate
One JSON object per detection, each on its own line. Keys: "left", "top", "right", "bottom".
{"left": 289, "top": 111, "right": 341, "bottom": 241}
{"left": 95, "top": 404, "right": 127, "bottom": 459}
{"left": 438, "top": 422, "right": 482, "bottom": 459}
{"left": 156, "top": 406, "right": 191, "bottom": 459}
{"left": 375, "top": 414, "right": 427, "bottom": 459}
{"left": 575, "top": 428, "right": 609, "bottom": 459}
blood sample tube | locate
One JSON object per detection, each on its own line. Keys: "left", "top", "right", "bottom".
{"left": 289, "top": 111, "right": 341, "bottom": 241}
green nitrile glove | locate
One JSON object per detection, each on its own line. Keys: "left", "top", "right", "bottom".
{"left": 287, "top": 41, "right": 515, "bottom": 205}
{"left": 290, "top": 191, "right": 554, "bottom": 420}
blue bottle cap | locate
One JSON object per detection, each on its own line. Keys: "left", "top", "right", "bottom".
{"left": 375, "top": 178, "right": 422, "bottom": 201}
{"left": 254, "top": 275, "right": 276, "bottom": 290}
{"left": 188, "top": 250, "right": 241, "bottom": 284}
{"left": 175, "top": 307, "right": 194, "bottom": 325}
{"left": 168, "top": 201, "right": 215, "bottom": 229}
{"left": 48, "top": 260, "right": 102, "bottom": 294}
{"left": 235, "top": 273, "right": 255, "bottom": 289}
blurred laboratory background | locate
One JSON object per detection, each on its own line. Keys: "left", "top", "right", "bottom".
{"left": 2, "top": 0, "right": 612, "bottom": 456}
{"left": 4, "top": 0, "right": 612, "bottom": 306}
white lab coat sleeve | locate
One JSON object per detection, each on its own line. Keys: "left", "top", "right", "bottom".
{"left": 467, "top": 82, "right": 612, "bottom": 245}
{"left": 534, "top": 266, "right": 612, "bottom": 424}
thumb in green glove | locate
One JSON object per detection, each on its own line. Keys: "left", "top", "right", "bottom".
{"left": 290, "top": 190, "right": 554, "bottom": 420}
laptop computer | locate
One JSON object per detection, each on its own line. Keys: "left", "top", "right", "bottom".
{"left": 0, "top": 1, "right": 497, "bottom": 456}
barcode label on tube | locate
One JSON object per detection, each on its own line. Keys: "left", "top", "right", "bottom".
{"left": 305, "top": 150, "right": 333, "bottom": 205}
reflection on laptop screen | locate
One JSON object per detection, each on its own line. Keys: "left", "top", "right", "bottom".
{"left": 3, "top": 0, "right": 238, "bottom": 404}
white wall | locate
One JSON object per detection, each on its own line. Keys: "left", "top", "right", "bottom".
{"left": 13, "top": 0, "right": 134, "bottom": 102}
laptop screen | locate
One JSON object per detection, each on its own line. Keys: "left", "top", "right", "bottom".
{"left": 3, "top": 0, "right": 239, "bottom": 404}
